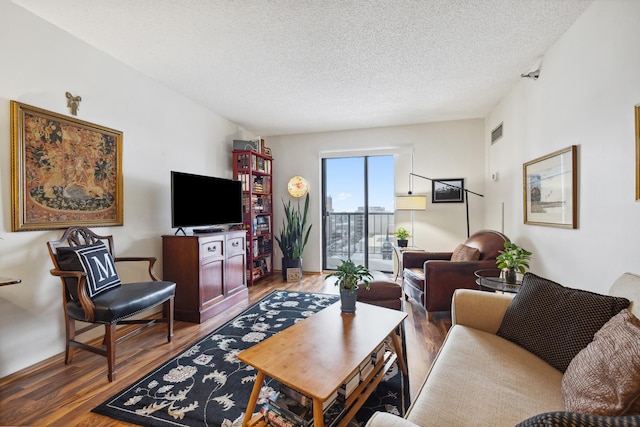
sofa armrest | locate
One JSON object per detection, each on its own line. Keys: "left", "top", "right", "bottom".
{"left": 451, "top": 289, "right": 515, "bottom": 334}
{"left": 402, "top": 251, "right": 452, "bottom": 269}
{"left": 365, "top": 412, "right": 420, "bottom": 427}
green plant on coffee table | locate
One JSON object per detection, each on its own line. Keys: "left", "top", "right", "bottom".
{"left": 496, "top": 242, "right": 532, "bottom": 284}
{"left": 394, "top": 227, "right": 411, "bottom": 240}
{"left": 325, "top": 259, "right": 373, "bottom": 294}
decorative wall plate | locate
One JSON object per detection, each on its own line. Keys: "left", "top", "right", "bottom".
{"left": 287, "top": 175, "right": 309, "bottom": 197}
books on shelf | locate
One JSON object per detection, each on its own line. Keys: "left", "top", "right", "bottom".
{"left": 264, "top": 386, "right": 344, "bottom": 427}
{"left": 359, "top": 358, "right": 374, "bottom": 381}
{"left": 371, "top": 342, "right": 386, "bottom": 365}
{"left": 234, "top": 151, "right": 271, "bottom": 172}
{"left": 268, "top": 392, "right": 312, "bottom": 426}
{"left": 260, "top": 404, "right": 296, "bottom": 427}
{"left": 337, "top": 369, "right": 360, "bottom": 398}
{"left": 278, "top": 383, "right": 311, "bottom": 407}
{"left": 252, "top": 235, "right": 271, "bottom": 256}
{"left": 278, "top": 384, "right": 338, "bottom": 411}
{"left": 251, "top": 195, "right": 272, "bottom": 214}
{"left": 233, "top": 148, "right": 273, "bottom": 286}
{"left": 251, "top": 216, "right": 271, "bottom": 235}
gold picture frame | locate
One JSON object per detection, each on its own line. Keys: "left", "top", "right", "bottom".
{"left": 636, "top": 106, "right": 640, "bottom": 200}
{"left": 11, "top": 101, "right": 123, "bottom": 231}
{"left": 523, "top": 145, "right": 577, "bottom": 229}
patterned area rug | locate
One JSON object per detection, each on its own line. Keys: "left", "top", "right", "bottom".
{"left": 93, "top": 290, "right": 410, "bottom": 426}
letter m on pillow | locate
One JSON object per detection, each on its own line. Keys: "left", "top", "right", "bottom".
{"left": 75, "top": 242, "right": 122, "bottom": 297}
{"left": 92, "top": 252, "right": 118, "bottom": 281}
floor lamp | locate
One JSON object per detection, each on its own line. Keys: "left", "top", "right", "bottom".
{"left": 409, "top": 173, "right": 484, "bottom": 238}
{"left": 395, "top": 182, "right": 427, "bottom": 247}
{"left": 395, "top": 195, "right": 426, "bottom": 246}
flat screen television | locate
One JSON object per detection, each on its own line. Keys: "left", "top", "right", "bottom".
{"left": 171, "top": 171, "right": 243, "bottom": 233}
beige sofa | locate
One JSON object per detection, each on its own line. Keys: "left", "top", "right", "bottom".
{"left": 367, "top": 273, "right": 640, "bottom": 427}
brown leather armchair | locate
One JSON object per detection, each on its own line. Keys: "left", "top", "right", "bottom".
{"left": 402, "top": 229, "right": 509, "bottom": 320}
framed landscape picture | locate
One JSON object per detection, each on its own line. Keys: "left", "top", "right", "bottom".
{"left": 11, "top": 101, "right": 123, "bottom": 231}
{"left": 523, "top": 145, "right": 577, "bottom": 228}
{"left": 432, "top": 178, "right": 464, "bottom": 203}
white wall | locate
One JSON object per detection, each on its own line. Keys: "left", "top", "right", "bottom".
{"left": 485, "top": 0, "right": 640, "bottom": 294}
{"left": 0, "top": 0, "right": 251, "bottom": 377}
{"left": 4, "top": 0, "right": 637, "bottom": 380}
{"left": 267, "top": 119, "right": 486, "bottom": 273}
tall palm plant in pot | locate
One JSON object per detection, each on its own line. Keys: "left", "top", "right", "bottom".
{"left": 275, "top": 193, "right": 312, "bottom": 280}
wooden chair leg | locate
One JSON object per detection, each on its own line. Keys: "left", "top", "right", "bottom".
{"left": 165, "top": 297, "right": 174, "bottom": 342}
{"left": 65, "top": 316, "right": 75, "bottom": 365}
{"left": 105, "top": 324, "right": 117, "bottom": 382}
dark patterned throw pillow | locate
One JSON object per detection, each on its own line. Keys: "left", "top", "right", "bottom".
{"left": 496, "top": 273, "right": 629, "bottom": 373}
{"left": 56, "top": 242, "right": 122, "bottom": 298}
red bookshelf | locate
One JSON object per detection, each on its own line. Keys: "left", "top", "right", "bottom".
{"left": 232, "top": 149, "right": 273, "bottom": 285}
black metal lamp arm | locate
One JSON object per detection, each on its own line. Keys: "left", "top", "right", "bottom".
{"left": 408, "top": 173, "right": 484, "bottom": 237}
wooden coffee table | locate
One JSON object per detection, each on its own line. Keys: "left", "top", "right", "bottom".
{"left": 239, "top": 301, "right": 408, "bottom": 427}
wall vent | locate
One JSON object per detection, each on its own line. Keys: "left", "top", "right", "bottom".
{"left": 491, "top": 123, "right": 503, "bottom": 144}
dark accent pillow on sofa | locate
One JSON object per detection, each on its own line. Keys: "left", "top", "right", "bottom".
{"left": 515, "top": 411, "right": 640, "bottom": 427}
{"left": 56, "top": 242, "right": 121, "bottom": 298}
{"left": 496, "top": 273, "right": 629, "bottom": 373}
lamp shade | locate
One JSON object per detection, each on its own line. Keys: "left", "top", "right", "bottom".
{"left": 395, "top": 195, "right": 427, "bottom": 211}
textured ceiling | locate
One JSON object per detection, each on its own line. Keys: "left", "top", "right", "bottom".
{"left": 11, "top": 0, "right": 593, "bottom": 136}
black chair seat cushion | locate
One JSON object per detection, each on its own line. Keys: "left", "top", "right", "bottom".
{"left": 66, "top": 281, "right": 176, "bottom": 323}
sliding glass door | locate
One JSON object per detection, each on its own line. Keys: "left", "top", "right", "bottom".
{"left": 322, "top": 155, "right": 394, "bottom": 272}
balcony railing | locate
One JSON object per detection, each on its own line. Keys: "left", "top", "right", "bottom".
{"left": 325, "top": 211, "right": 395, "bottom": 272}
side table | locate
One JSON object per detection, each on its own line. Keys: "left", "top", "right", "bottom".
{"left": 474, "top": 269, "right": 521, "bottom": 293}
{"left": 392, "top": 246, "right": 423, "bottom": 281}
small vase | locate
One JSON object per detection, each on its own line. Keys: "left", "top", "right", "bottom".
{"left": 504, "top": 268, "right": 518, "bottom": 285}
{"left": 397, "top": 239, "right": 408, "bottom": 248}
{"left": 340, "top": 287, "right": 358, "bottom": 313}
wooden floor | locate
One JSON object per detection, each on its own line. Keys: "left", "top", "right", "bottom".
{"left": 0, "top": 273, "right": 451, "bottom": 427}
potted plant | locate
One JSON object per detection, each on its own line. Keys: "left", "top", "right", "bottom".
{"left": 394, "top": 227, "right": 411, "bottom": 247}
{"left": 325, "top": 259, "right": 373, "bottom": 313}
{"left": 496, "top": 241, "right": 532, "bottom": 284}
{"left": 275, "top": 193, "right": 312, "bottom": 280}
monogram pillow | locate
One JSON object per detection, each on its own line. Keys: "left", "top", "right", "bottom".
{"left": 56, "top": 242, "right": 121, "bottom": 298}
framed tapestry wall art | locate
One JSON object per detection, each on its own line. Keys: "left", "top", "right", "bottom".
{"left": 10, "top": 101, "right": 123, "bottom": 231}
{"left": 523, "top": 145, "right": 577, "bottom": 229}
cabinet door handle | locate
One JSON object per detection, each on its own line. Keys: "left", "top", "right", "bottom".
{"left": 208, "top": 246, "right": 217, "bottom": 253}
{"left": 232, "top": 241, "right": 239, "bottom": 247}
